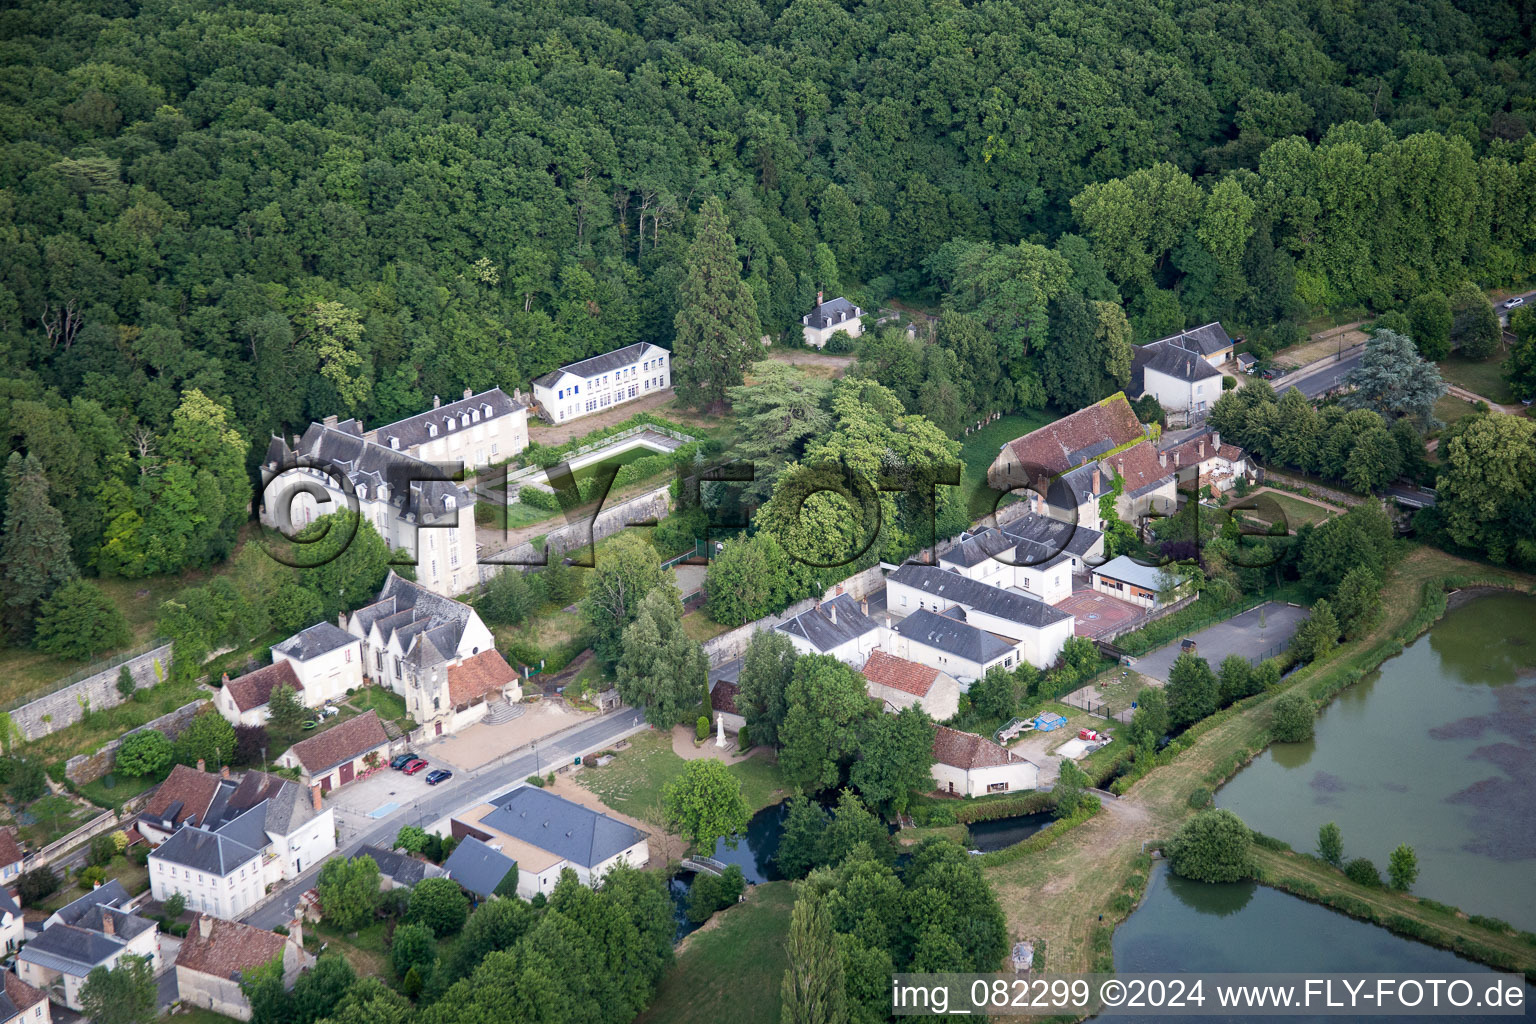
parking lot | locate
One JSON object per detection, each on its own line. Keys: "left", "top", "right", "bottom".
{"left": 1129, "top": 601, "right": 1308, "bottom": 682}
{"left": 328, "top": 757, "right": 457, "bottom": 842}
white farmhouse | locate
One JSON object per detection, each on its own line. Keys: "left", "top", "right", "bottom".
{"left": 931, "top": 725, "right": 1039, "bottom": 796}
{"left": 269, "top": 622, "right": 362, "bottom": 706}
{"left": 261, "top": 419, "right": 478, "bottom": 597}
{"left": 773, "top": 594, "right": 883, "bottom": 668}
{"left": 19, "top": 884, "right": 160, "bottom": 1011}
{"left": 364, "top": 387, "right": 530, "bottom": 472}
{"left": 860, "top": 649, "right": 961, "bottom": 721}
{"left": 530, "top": 343, "right": 670, "bottom": 424}
{"left": 800, "top": 294, "right": 864, "bottom": 349}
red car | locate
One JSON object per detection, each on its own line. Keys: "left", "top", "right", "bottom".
{"left": 402, "top": 758, "right": 429, "bottom": 775}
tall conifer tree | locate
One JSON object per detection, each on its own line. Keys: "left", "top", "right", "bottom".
{"left": 674, "top": 197, "right": 760, "bottom": 410}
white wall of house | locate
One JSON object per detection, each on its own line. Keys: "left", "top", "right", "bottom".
{"left": 400, "top": 405, "right": 528, "bottom": 472}
{"left": 1013, "top": 561, "right": 1073, "bottom": 605}
{"left": 885, "top": 632, "right": 1019, "bottom": 686}
{"left": 516, "top": 860, "right": 566, "bottom": 900}
{"left": 1, "top": 906, "right": 25, "bottom": 952}
{"left": 867, "top": 675, "right": 961, "bottom": 722}
{"left": 178, "top": 939, "right": 305, "bottom": 1023}
{"left": 1143, "top": 365, "right": 1219, "bottom": 414}
{"left": 888, "top": 578, "right": 1070, "bottom": 672}
{"left": 931, "top": 758, "right": 1038, "bottom": 797}
{"left": 1, "top": 856, "right": 22, "bottom": 884}
{"left": 271, "top": 641, "right": 362, "bottom": 706}
{"left": 151, "top": 852, "right": 264, "bottom": 920}
{"left": 18, "top": 961, "right": 85, "bottom": 1011}
{"left": 575, "top": 839, "right": 649, "bottom": 886}
{"left": 802, "top": 318, "right": 863, "bottom": 349}
{"left": 272, "top": 808, "right": 336, "bottom": 881}
{"left": 532, "top": 346, "right": 670, "bottom": 424}
{"left": 1115, "top": 478, "right": 1178, "bottom": 526}
{"left": 278, "top": 743, "right": 390, "bottom": 792}
{"left": 780, "top": 629, "right": 881, "bottom": 669}
{"left": 213, "top": 687, "right": 269, "bottom": 728}
{"left": 944, "top": 556, "right": 1012, "bottom": 588}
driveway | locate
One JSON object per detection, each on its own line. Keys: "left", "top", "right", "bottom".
{"left": 1274, "top": 345, "right": 1365, "bottom": 400}
{"left": 428, "top": 699, "right": 593, "bottom": 771}
{"left": 241, "top": 708, "right": 649, "bottom": 930}
{"left": 1129, "top": 601, "right": 1308, "bottom": 681}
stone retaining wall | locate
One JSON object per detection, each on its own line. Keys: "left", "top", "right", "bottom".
{"left": 64, "top": 699, "right": 210, "bottom": 786}
{"left": 479, "top": 483, "right": 674, "bottom": 580}
{"left": 10, "top": 643, "right": 175, "bottom": 742}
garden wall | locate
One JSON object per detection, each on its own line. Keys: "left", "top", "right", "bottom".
{"left": 10, "top": 643, "right": 176, "bottom": 742}
{"left": 64, "top": 699, "right": 210, "bottom": 786}
{"left": 478, "top": 483, "right": 675, "bottom": 583}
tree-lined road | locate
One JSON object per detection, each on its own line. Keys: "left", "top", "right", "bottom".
{"left": 1273, "top": 344, "right": 1365, "bottom": 400}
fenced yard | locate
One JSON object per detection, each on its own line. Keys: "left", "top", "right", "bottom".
{"left": 1128, "top": 601, "right": 1307, "bottom": 682}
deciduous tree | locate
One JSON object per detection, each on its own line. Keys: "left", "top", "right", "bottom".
{"left": 615, "top": 588, "right": 707, "bottom": 726}
{"left": 663, "top": 759, "right": 750, "bottom": 852}
{"left": 33, "top": 579, "right": 131, "bottom": 659}
{"left": 1168, "top": 809, "right": 1253, "bottom": 883}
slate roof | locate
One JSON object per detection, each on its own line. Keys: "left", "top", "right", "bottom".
{"left": 150, "top": 821, "right": 262, "bottom": 875}
{"left": 1155, "top": 321, "right": 1232, "bottom": 358}
{"left": 0, "top": 828, "right": 21, "bottom": 867}
{"left": 51, "top": 880, "right": 132, "bottom": 927}
{"left": 176, "top": 915, "right": 289, "bottom": 979}
{"left": 887, "top": 564, "right": 1072, "bottom": 631}
{"left": 861, "top": 650, "right": 941, "bottom": 697}
{"left": 801, "top": 296, "right": 862, "bottom": 330}
{"left": 144, "top": 764, "right": 222, "bottom": 831}
{"left": 264, "top": 422, "right": 469, "bottom": 526}
{"left": 0, "top": 886, "right": 19, "bottom": 917}
{"left": 939, "top": 529, "right": 1017, "bottom": 570}
{"left": 286, "top": 710, "right": 389, "bottom": 775}
{"left": 1001, "top": 394, "right": 1145, "bottom": 479}
{"left": 1132, "top": 339, "right": 1224, "bottom": 391}
{"left": 893, "top": 609, "right": 1016, "bottom": 665}
{"left": 222, "top": 770, "right": 317, "bottom": 837}
{"left": 1, "top": 973, "right": 47, "bottom": 1021}
{"left": 479, "top": 787, "right": 646, "bottom": 869}
{"left": 774, "top": 594, "right": 879, "bottom": 653}
{"left": 371, "top": 388, "right": 527, "bottom": 452}
{"left": 273, "top": 622, "right": 356, "bottom": 661}
{"left": 21, "top": 923, "right": 126, "bottom": 974}
{"left": 709, "top": 679, "right": 741, "bottom": 715}
{"left": 532, "top": 343, "right": 667, "bottom": 388}
{"left": 1000, "top": 513, "right": 1103, "bottom": 564}
{"left": 357, "top": 845, "right": 439, "bottom": 887}
{"left": 447, "top": 649, "right": 518, "bottom": 707}
{"left": 932, "top": 724, "right": 1029, "bottom": 771}
{"left": 224, "top": 660, "right": 304, "bottom": 712}
{"left": 442, "top": 835, "right": 518, "bottom": 898}
{"left": 1093, "top": 555, "right": 1175, "bottom": 592}
{"left": 348, "top": 572, "right": 482, "bottom": 673}
{"left": 73, "top": 904, "right": 156, "bottom": 943}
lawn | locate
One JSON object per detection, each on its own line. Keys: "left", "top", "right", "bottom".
{"left": 1247, "top": 491, "right": 1338, "bottom": 530}
{"left": 680, "top": 611, "right": 730, "bottom": 645}
{"left": 638, "top": 880, "right": 796, "bottom": 1024}
{"left": 958, "top": 411, "right": 1057, "bottom": 518}
{"left": 476, "top": 499, "right": 558, "bottom": 531}
{"left": 1438, "top": 349, "right": 1514, "bottom": 404}
{"left": 311, "top": 919, "right": 390, "bottom": 977}
{"left": 78, "top": 770, "right": 160, "bottom": 808}
{"left": 36, "top": 856, "right": 150, "bottom": 913}
{"left": 1432, "top": 394, "right": 1482, "bottom": 427}
{"left": 578, "top": 730, "right": 786, "bottom": 827}
{"left": 347, "top": 686, "right": 412, "bottom": 731}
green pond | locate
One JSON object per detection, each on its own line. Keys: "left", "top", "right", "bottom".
{"left": 1114, "top": 867, "right": 1532, "bottom": 1021}
{"left": 1215, "top": 591, "right": 1536, "bottom": 930}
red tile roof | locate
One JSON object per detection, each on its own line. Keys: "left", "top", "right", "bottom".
{"left": 1104, "top": 440, "right": 1175, "bottom": 498}
{"left": 1162, "top": 431, "right": 1246, "bottom": 468}
{"left": 447, "top": 650, "right": 518, "bottom": 707}
{"left": 1003, "top": 394, "right": 1144, "bottom": 477}
{"left": 287, "top": 710, "right": 389, "bottom": 775}
{"left": 144, "top": 764, "right": 221, "bottom": 828}
{"left": 224, "top": 660, "right": 304, "bottom": 712}
{"left": 0, "top": 828, "right": 21, "bottom": 868}
{"left": 932, "top": 725, "right": 1025, "bottom": 770}
{"left": 861, "top": 650, "right": 941, "bottom": 697}
{"left": 710, "top": 680, "right": 741, "bottom": 715}
{"left": 175, "top": 914, "right": 289, "bottom": 979}
{"left": 3, "top": 972, "right": 47, "bottom": 1014}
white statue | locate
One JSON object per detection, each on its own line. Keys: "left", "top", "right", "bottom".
{"left": 715, "top": 712, "right": 727, "bottom": 748}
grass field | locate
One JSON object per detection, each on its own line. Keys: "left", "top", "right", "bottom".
{"left": 1438, "top": 349, "right": 1514, "bottom": 404}
{"left": 638, "top": 881, "right": 796, "bottom": 1024}
{"left": 578, "top": 730, "right": 786, "bottom": 826}
{"left": 348, "top": 686, "right": 412, "bottom": 732}
{"left": 477, "top": 499, "right": 558, "bottom": 531}
{"left": 1433, "top": 394, "right": 1483, "bottom": 427}
{"left": 959, "top": 411, "right": 1057, "bottom": 518}
{"left": 1250, "top": 491, "right": 1339, "bottom": 530}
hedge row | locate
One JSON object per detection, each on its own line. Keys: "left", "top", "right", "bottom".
{"left": 522, "top": 412, "right": 700, "bottom": 468}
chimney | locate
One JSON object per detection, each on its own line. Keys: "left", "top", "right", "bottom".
{"left": 311, "top": 784, "right": 323, "bottom": 811}
{"left": 102, "top": 913, "right": 115, "bottom": 937}
{"left": 220, "top": 765, "right": 230, "bottom": 780}
{"left": 1211, "top": 431, "right": 1220, "bottom": 451}
{"left": 322, "top": 414, "right": 338, "bottom": 428}
{"left": 338, "top": 611, "right": 346, "bottom": 629}
{"left": 288, "top": 917, "right": 304, "bottom": 949}
{"left": 885, "top": 615, "right": 893, "bottom": 630}
{"left": 514, "top": 387, "right": 522, "bottom": 401}
{"left": 860, "top": 597, "right": 869, "bottom": 616}
{"left": 196, "top": 759, "right": 206, "bottom": 774}
{"left": 432, "top": 395, "right": 441, "bottom": 409}
{"left": 463, "top": 387, "right": 473, "bottom": 400}
{"left": 199, "top": 914, "right": 212, "bottom": 939}
{"left": 1174, "top": 450, "right": 1181, "bottom": 468}
{"left": 221, "top": 672, "right": 229, "bottom": 685}
{"left": 291, "top": 433, "right": 301, "bottom": 448}
{"left": 1092, "top": 465, "right": 1101, "bottom": 494}
{"left": 816, "top": 291, "right": 824, "bottom": 307}
{"left": 829, "top": 603, "right": 837, "bottom": 626}
{"left": 1159, "top": 449, "right": 1167, "bottom": 468}
{"left": 1198, "top": 440, "right": 1206, "bottom": 459}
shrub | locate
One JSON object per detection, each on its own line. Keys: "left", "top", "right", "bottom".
{"left": 686, "top": 865, "right": 747, "bottom": 923}
{"left": 1187, "top": 787, "right": 1212, "bottom": 809}
{"left": 17, "top": 867, "right": 59, "bottom": 905}
{"left": 164, "top": 892, "right": 187, "bottom": 917}
{"left": 737, "top": 725, "right": 750, "bottom": 749}
{"left": 1270, "top": 691, "right": 1315, "bottom": 742}
{"left": 1343, "top": 858, "right": 1382, "bottom": 887}
{"left": 516, "top": 486, "right": 562, "bottom": 512}
{"left": 116, "top": 666, "right": 136, "bottom": 698}
{"left": 116, "top": 729, "right": 173, "bottom": 777}
{"left": 78, "top": 865, "right": 107, "bottom": 889}
{"left": 88, "top": 832, "right": 118, "bottom": 867}
{"left": 696, "top": 716, "right": 710, "bottom": 742}
{"left": 525, "top": 775, "right": 545, "bottom": 787}
{"left": 1167, "top": 809, "right": 1253, "bottom": 883}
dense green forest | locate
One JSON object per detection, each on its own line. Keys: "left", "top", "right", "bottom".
{"left": 1, "top": 0, "right": 1534, "bottom": 591}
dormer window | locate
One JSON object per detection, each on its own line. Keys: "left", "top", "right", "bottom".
{"left": 461, "top": 413, "right": 470, "bottom": 427}
{"left": 427, "top": 424, "right": 437, "bottom": 437}
{"left": 357, "top": 484, "right": 368, "bottom": 500}
{"left": 482, "top": 403, "right": 493, "bottom": 417}
{"left": 470, "top": 410, "right": 479, "bottom": 423}
{"left": 444, "top": 495, "right": 457, "bottom": 511}
{"left": 388, "top": 436, "right": 399, "bottom": 450}
{"left": 446, "top": 417, "right": 455, "bottom": 430}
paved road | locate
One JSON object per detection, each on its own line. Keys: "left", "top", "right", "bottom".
{"left": 1274, "top": 344, "right": 1365, "bottom": 400}
{"left": 1384, "top": 484, "right": 1437, "bottom": 508}
{"left": 1496, "top": 290, "right": 1535, "bottom": 325}
{"left": 240, "top": 708, "right": 648, "bottom": 930}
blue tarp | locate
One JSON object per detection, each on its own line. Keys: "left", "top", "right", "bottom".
{"left": 1034, "top": 712, "right": 1067, "bottom": 731}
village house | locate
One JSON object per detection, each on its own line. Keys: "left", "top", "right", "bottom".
{"left": 1157, "top": 430, "right": 1250, "bottom": 493}
{"left": 0, "top": 887, "right": 24, "bottom": 954}
{"left": 269, "top": 622, "right": 362, "bottom": 706}
{"left": 931, "top": 725, "right": 1039, "bottom": 796}
{"left": 147, "top": 769, "right": 337, "bottom": 919}
{"left": 887, "top": 609, "right": 1020, "bottom": 685}
{"left": 0, "top": 973, "right": 49, "bottom": 1024}
{"left": 20, "top": 884, "right": 160, "bottom": 1011}
{"left": 356, "top": 845, "right": 444, "bottom": 890}
{"left": 885, "top": 564, "right": 1075, "bottom": 670}
{"left": 0, "top": 829, "right": 22, "bottom": 885}
{"left": 451, "top": 787, "right": 647, "bottom": 900}
{"left": 800, "top": 294, "right": 864, "bottom": 348}
{"left": 988, "top": 392, "right": 1148, "bottom": 494}
{"left": 363, "top": 387, "right": 530, "bottom": 472}
{"left": 442, "top": 835, "right": 519, "bottom": 900}
{"left": 276, "top": 710, "right": 392, "bottom": 793}
{"left": 1131, "top": 336, "right": 1226, "bottom": 418}
{"left": 939, "top": 516, "right": 1106, "bottom": 606}
{"left": 1043, "top": 441, "right": 1178, "bottom": 529}
{"left": 1091, "top": 555, "right": 1187, "bottom": 610}
{"left": 773, "top": 593, "right": 883, "bottom": 667}
{"left": 215, "top": 661, "right": 304, "bottom": 728}
{"left": 860, "top": 649, "right": 961, "bottom": 721}
{"left": 531, "top": 343, "right": 670, "bottom": 424}
{"left": 343, "top": 572, "right": 520, "bottom": 737}
{"left": 261, "top": 419, "right": 478, "bottom": 597}
{"left": 175, "top": 914, "right": 311, "bottom": 1021}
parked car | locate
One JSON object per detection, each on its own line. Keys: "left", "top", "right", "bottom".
{"left": 390, "top": 752, "right": 419, "bottom": 770}
{"left": 1260, "top": 366, "right": 1283, "bottom": 380}
{"left": 1504, "top": 296, "right": 1526, "bottom": 309}
{"left": 425, "top": 769, "right": 453, "bottom": 785}
{"left": 403, "top": 758, "right": 429, "bottom": 775}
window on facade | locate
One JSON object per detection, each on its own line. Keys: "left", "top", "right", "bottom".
{"left": 988, "top": 782, "right": 1009, "bottom": 793}
{"left": 427, "top": 424, "right": 437, "bottom": 437}
{"left": 431, "top": 559, "right": 438, "bottom": 576}
{"left": 492, "top": 443, "right": 499, "bottom": 455}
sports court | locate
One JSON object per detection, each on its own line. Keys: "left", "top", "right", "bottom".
{"left": 1054, "top": 587, "right": 1143, "bottom": 639}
